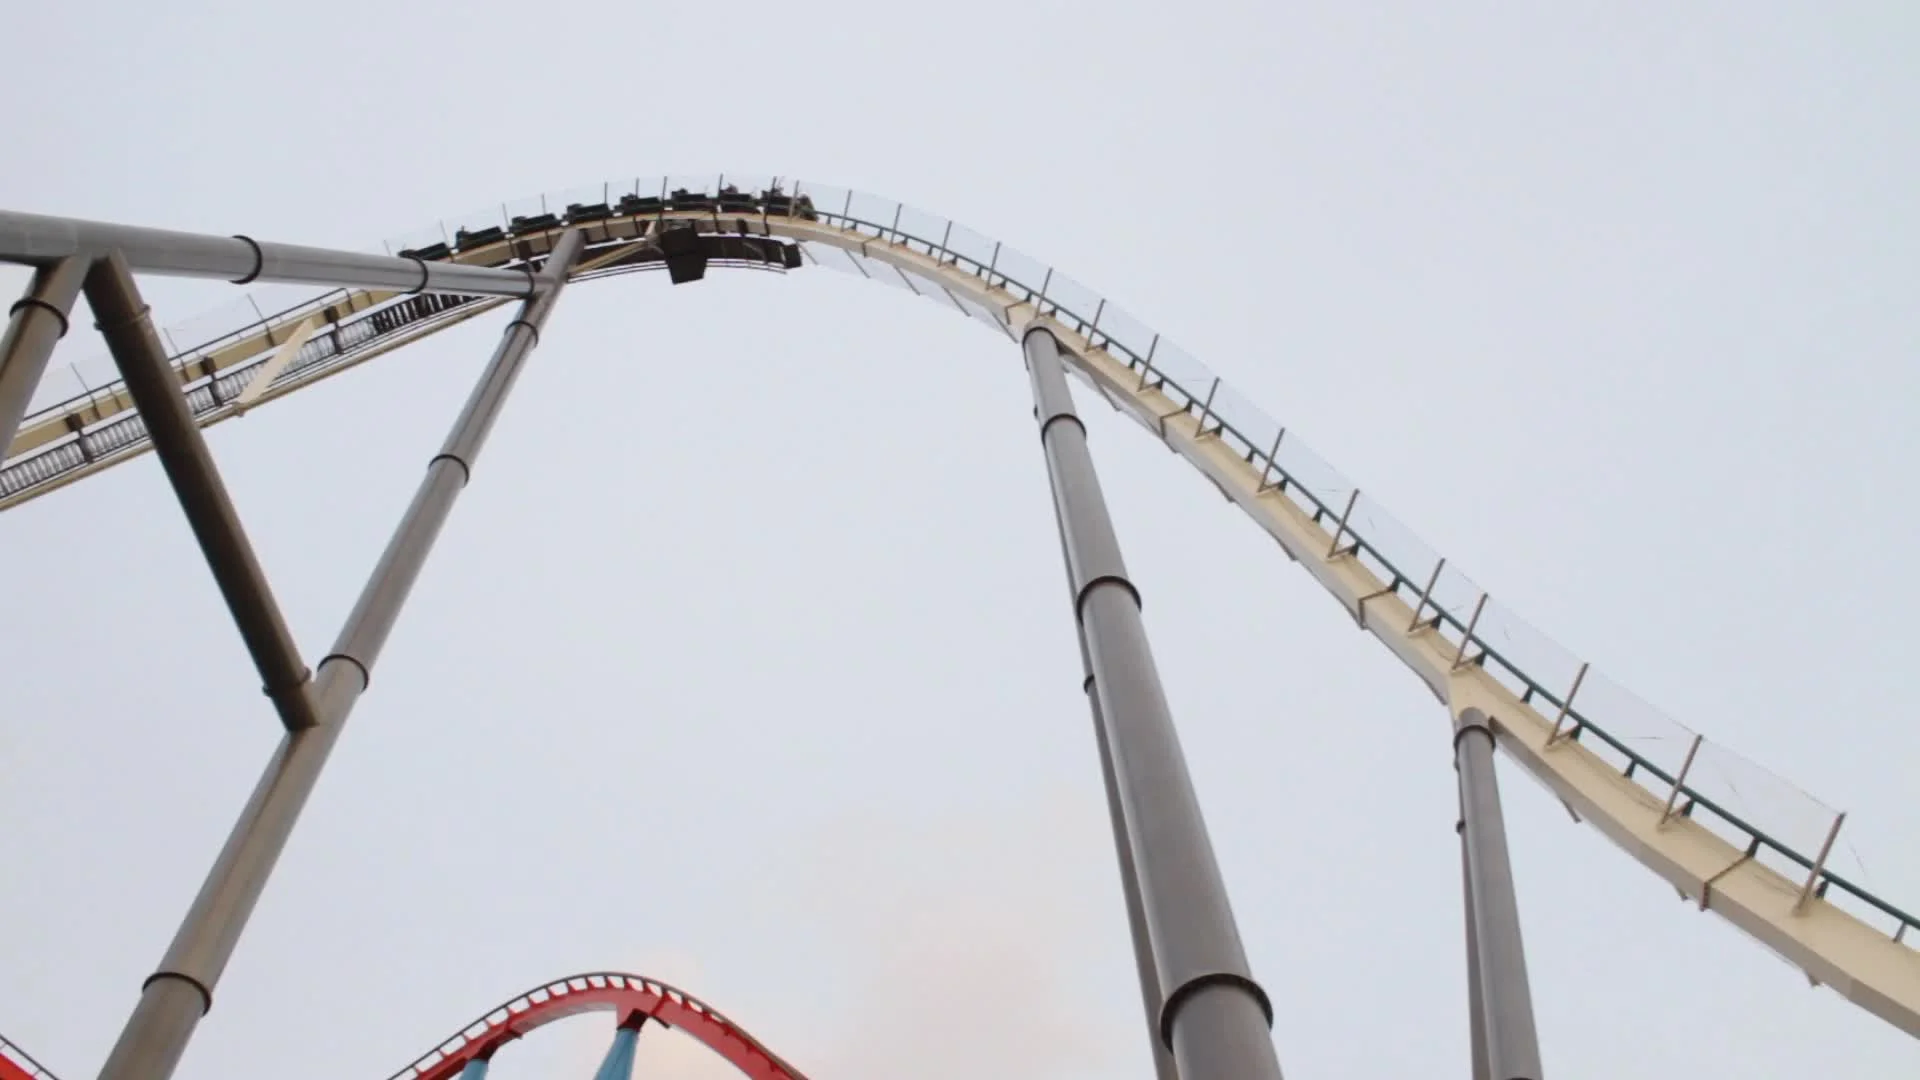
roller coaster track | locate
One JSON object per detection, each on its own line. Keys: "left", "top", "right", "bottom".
{"left": 3, "top": 177, "right": 1916, "bottom": 1049}
{"left": 0, "top": 973, "right": 804, "bottom": 1080}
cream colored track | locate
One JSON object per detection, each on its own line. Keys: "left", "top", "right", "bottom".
{"left": 6, "top": 206, "right": 1916, "bottom": 1035}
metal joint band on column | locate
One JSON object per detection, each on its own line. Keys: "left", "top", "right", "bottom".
{"left": 1039, "top": 411, "right": 1086, "bottom": 442}
{"left": 138, "top": 971, "right": 212, "bottom": 1015}
{"left": 260, "top": 665, "right": 314, "bottom": 703}
{"left": 317, "top": 651, "right": 371, "bottom": 693}
{"left": 405, "top": 255, "right": 431, "bottom": 295}
{"left": 1452, "top": 710, "right": 1496, "bottom": 752}
{"left": 92, "top": 299, "right": 154, "bottom": 335}
{"left": 7, "top": 295, "right": 71, "bottom": 335}
{"left": 228, "top": 235, "right": 264, "bottom": 284}
{"left": 505, "top": 317, "right": 541, "bottom": 347}
{"left": 1160, "top": 971, "right": 1275, "bottom": 1042}
{"left": 1075, "top": 573, "right": 1142, "bottom": 620}
{"left": 429, "top": 451, "right": 474, "bottom": 486}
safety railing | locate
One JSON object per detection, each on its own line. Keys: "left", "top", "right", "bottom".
{"left": 769, "top": 179, "right": 1915, "bottom": 945}
{"left": 7, "top": 177, "right": 1909, "bottom": 948}
{"left": 1, "top": 292, "right": 492, "bottom": 499}
{"left": 0, "top": 1032, "right": 61, "bottom": 1080}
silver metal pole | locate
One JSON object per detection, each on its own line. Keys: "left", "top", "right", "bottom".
{"left": 1043, "top": 482, "right": 1176, "bottom": 1080}
{"left": 93, "top": 230, "right": 587, "bottom": 1080}
{"left": 0, "top": 209, "right": 537, "bottom": 298}
{"left": 1022, "top": 324, "right": 1281, "bottom": 1080}
{"left": 1454, "top": 707, "right": 1544, "bottom": 1080}
{"left": 1459, "top": 816, "right": 1490, "bottom": 1080}
{"left": 1077, "top": 629, "right": 1180, "bottom": 1080}
{"left": 0, "top": 255, "right": 87, "bottom": 456}
{"left": 82, "top": 252, "right": 318, "bottom": 733}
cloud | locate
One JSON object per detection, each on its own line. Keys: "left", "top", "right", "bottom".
{"left": 768, "top": 791, "right": 1132, "bottom": 1080}
{"left": 490, "top": 790, "right": 1140, "bottom": 1080}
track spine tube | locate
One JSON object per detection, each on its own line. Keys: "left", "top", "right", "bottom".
{"left": 1022, "top": 323, "right": 1283, "bottom": 1080}
{"left": 0, "top": 210, "right": 534, "bottom": 297}
{"left": 91, "top": 230, "right": 588, "bottom": 1080}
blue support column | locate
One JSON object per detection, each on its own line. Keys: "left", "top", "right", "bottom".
{"left": 457, "top": 1057, "right": 492, "bottom": 1080}
{"left": 591, "top": 1016, "right": 648, "bottom": 1080}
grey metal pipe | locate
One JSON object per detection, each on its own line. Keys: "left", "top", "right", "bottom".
{"left": 82, "top": 252, "right": 318, "bottom": 733}
{"left": 1461, "top": 816, "right": 1491, "bottom": 1080}
{"left": 93, "top": 231, "right": 586, "bottom": 1080}
{"left": 1050, "top": 501, "right": 1175, "bottom": 1080}
{"left": 0, "top": 255, "right": 87, "bottom": 457}
{"left": 0, "top": 209, "right": 537, "bottom": 298}
{"left": 1077, "top": 627, "right": 1180, "bottom": 1080}
{"left": 1455, "top": 708, "right": 1544, "bottom": 1080}
{"left": 1022, "top": 324, "right": 1282, "bottom": 1080}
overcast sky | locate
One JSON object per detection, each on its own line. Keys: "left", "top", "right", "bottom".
{"left": 2, "top": 3, "right": 1917, "bottom": 1079}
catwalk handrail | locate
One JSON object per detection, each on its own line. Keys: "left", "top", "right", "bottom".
{"left": 3, "top": 179, "right": 1913, "bottom": 1034}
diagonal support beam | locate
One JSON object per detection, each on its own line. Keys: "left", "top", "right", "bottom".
{"left": 83, "top": 252, "right": 318, "bottom": 732}
{"left": 230, "top": 316, "right": 317, "bottom": 413}
{"left": 92, "top": 230, "right": 588, "bottom": 1080}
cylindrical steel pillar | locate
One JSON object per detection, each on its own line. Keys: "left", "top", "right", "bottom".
{"left": 93, "top": 230, "right": 587, "bottom": 1080}
{"left": 1455, "top": 707, "right": 1543, "bottom": 1080}
{"left": 591, "top": 1022, "right": 644, "bottom": 1080}
{"left": 1077, "top": 633, "right": 1180, "bottom": 1080}
{"left": 1022, "top": 323, "right": 1281, "bottom": 1080}
{"left": 83, "top": 252, "right": 318, "bottom": 732}
{"left": 0, "top": 255, "right": 87, "bottom": 457}
{"left": 1460, "top": 816, "right": 1490, "bottom": 1080}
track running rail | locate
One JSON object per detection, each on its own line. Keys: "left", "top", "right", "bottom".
{"left": 0, "top": 972, "right": 807, "bottom": 1080}
{"left": 385, "top": 971, "right": 807, "bottom": 1080}
{"left": 0, "top": 1032, "right": 57, "bottom": 1080}
{"left": 4, "top": 178, "right": 1915, "bottom": 1036}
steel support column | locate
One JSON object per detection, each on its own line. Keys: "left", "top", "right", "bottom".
{"left": 0, "top": 209, "right": 537, "bottom": 297}
{"left": 1022, "top": 324, "right": 1282, "bottom": 1080}
{"left": 1460, "top": 816, "right": 1490, "bottom": 1080}
{"left": 1049, "top": 507, "right": 1172, "bottom": 1080}
{"left": 93, "top": 230, "right": 587, "bottom": 1080}
{"left": 0, "top": 255, "right": 87, "bottom": 456}
{"left": 591, "top": 1016, "right": 648, "bottom": 1080}
{"left": 82, "top": 252, "right": 317, "bottom": 732}
{"left": 1077, "top": 633, "right": 1180, "bottom": 1080}
{"left": 1455, "top": 707, "right": 1543, "bottom": 1080}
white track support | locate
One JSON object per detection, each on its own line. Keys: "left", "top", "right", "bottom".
{"left": 232, "top": 317, "right": 316, "bottom": 413}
